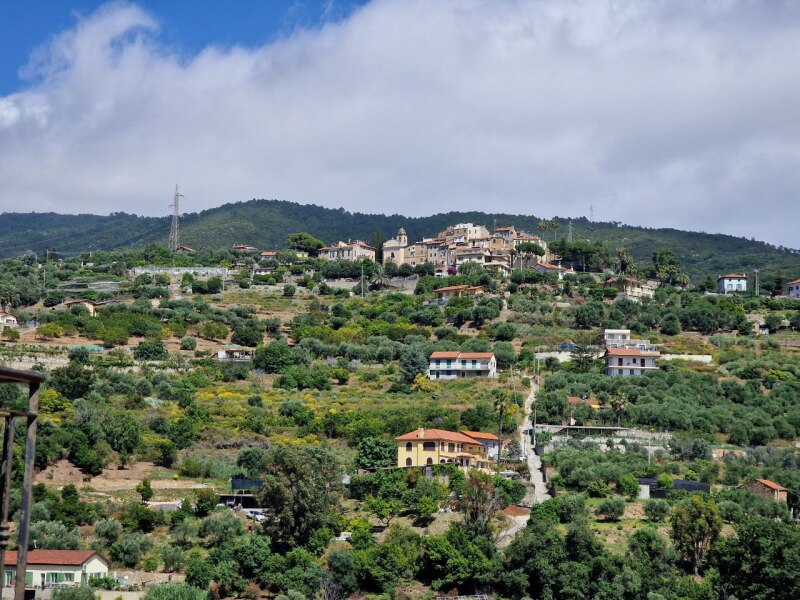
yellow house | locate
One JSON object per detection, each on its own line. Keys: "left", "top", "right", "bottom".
{"left": 395, "top": 428, "right": 492, "bottom": 470}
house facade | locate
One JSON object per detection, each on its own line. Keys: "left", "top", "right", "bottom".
{"left": 433, "top": 285, "right": 483, "bottom": 303}
{"left": 742, "top": 479, "right": 788, "bottom": 503}
{"left": 604, "top": 277, "right": 655, "bottom": 301}
{"left": 598, "top": 329, "right": 652, "bottom": 350}
{"left": 319, "top": 241, "right": 376, "bottom": 262}
{"left": 534, "top": 263, "right": 576, "bottom": 280}
{"left": 0, "top": 312, "right": 18, "bottom": 327}
{"left": 217, "top": 345, "right": 255, "bottom": 361}
{"left": 460, "top": 430, "right": 501, "bottom": 459}
{"left": 395, "top": 428, "right": 493, "bottom": 470}
{"left": 428, "top": 351, "right": 497, "bottom": 380}
{"left": 4, "top": 550, "right": 108, "bottom": 588}
{"left": 787, "top": 279, "right": 800, "bottom": 298}
{"left": 605, "top": 347, "right": 660, "bottom": 377}
{"left": 717, "top": 273, "right": 747, "bottom": 293}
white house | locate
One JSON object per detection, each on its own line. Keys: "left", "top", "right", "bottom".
{"left": 0, "top": 312, "right": 18, "bottom": 327}
{"left": 428, "top": 351, "right": 497, "bottom": 380}
{"left": 717, "top": 273, "right": 747, "bottom": 294}
{"left": 534, "top": 263, "right": 576, "bottom": 280}
{"left": 217, "top": 344, "right": 255, "bottom": 361}
{"left": 598, "top": 329, "right": 652, "bottom": 350}
{"left": 4, "top": 549, "right": 108, "bottom": 588}
{"left": 787, "top": 279, "right": 800, "bottom": 298}
{"left": 433, "top": 285, "right": 484, "bottom": 303}
{"left": 604, "top": 347, "right": 660, "bottom": 377}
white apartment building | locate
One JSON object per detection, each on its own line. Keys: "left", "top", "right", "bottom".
{"left": 605, "top": 348, "right": 660, "bottom": 377}
{"left": 428, "top": 351, "right": 497, "bottom": 380}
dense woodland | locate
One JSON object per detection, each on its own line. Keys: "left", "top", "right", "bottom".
{"left": 0, "top": 200, "right": 798, "bottom": 280}
{"left": 0, "top": 235, "right": 798, "bottom": 600}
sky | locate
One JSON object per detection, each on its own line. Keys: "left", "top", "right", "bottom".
{"left": 0, "top": 0, "right": 799, "bottom": 248}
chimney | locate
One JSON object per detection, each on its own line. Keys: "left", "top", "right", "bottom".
{"left": 418, "top": 427, "right": 425, "bottom": 439}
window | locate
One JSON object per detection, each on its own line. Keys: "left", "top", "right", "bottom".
{"left": 406, "top": 457, "right": 412, "bottom": 466}
{"left": 618, "top": 358, "right": 623, "bottom": 366}
{"left": 448, "top": 443, "right": 455, "bottom": 452}
{"left": 641, "top": 358, "right": 645, "bottom": 366}
{"left": 472, "top": 360, "right": 477, "bottom": 367}
{"left": 422, "top": 441, "right": 436, "bottom": 451}
{"left": 426, "top": 457, "right": 433, "bottom": 465}
{"left": 440, "top": 441, "right": 445, "bottom": 450}
{"left": 405, "top": 442, "right": 412, "bottom": 451}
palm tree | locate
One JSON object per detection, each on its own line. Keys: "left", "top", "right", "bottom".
{"left": 609, "top": 393, "right": 628, "bottom": 426}
{"left": 550, "top": 218, "right": 560, "bottom": 241}
{"left": 538, "top": 219, "right": 549, "bottom": 239}
{"left": 508, "top": 247, "right": 518, "bottom": 275}
{"left": 616, "top": 246, "right": 632, "bottom": 278}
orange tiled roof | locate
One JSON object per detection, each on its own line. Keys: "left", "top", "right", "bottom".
{"left": 4, "top": 550, "right": 101, "bottom": 566}
{"left": 458, "top": 352, "right": 495, "bottom": 359}
{"left": 395, "top": 428, "right": 482, "bottom": 444}
{"left": 606, "top": 347, "right": 660, "bottom": 357}
{"left": 755, "top": 479, "right": 787, "bottom": 491}
{"left": 461, "top": 430, "right": 499, "bottom": 441}
{"left": 718, "top": 273, "right": 747, "bottom": 280}
{"left": 429, "top": 351, "right": 461, "bottom": 359}
{"left": 787, "top": 279, "right": 800, "bottom": 285}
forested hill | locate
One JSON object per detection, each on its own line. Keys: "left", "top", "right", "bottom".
{"left": 1, "top": 199, "right": 798, "bottom": 280}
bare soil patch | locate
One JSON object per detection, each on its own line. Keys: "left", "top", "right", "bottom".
{"left": 36, "top": 460, "right": 212, "bottom": 493}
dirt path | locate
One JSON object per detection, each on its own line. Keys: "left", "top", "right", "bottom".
{"left": 36, "top": 460, "right": 212, "bottom": 493}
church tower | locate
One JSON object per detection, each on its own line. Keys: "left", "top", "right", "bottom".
{"left": 397, "top": 227, "right": 408, "bottom": 247}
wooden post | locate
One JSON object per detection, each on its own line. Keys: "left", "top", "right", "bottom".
{"left": 15, "top": 382, "right": 39, "bottom": 600}
{"left": 0, "top": 415, "right": 16, "bottom": 595}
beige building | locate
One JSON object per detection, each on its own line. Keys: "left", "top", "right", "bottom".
{"left": 319, "top": 240, "right": 376, "bottom": 262}
{"left": 395, "top": 428, "right": 494, "bottom": 470}
{"left": 433, "top": 285, "right": 484, "bottom": 302}
{"left": 428, "top": 351, "right": 497, "bottom": 380}
{"left": 604, "top": 277, "right": 655, "bottom": 302}
{"left": 4, "top": 550, "right": 109, "bottom": 588}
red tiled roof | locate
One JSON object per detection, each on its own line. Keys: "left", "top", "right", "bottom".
{"left": 395, "top": 428, "right": 482, "bottom": 444}
{"left": 755, "top": 479, "right": 787, "bottom": 491}
{"left": 461, "top": 430, "right": 499, "bottom": 441}
{"left": 429, "top": 351, "right": 461, "bottom": 359}
{"left": 4, "top": 550, "right": 102, "bottom": 566}
{"left": 787, "top": 279, "right": 800, "bottom": 285}
{"left": 718, "top": 273, "right": 747, "bottom": 280}
{"left": 458, "top": 352, "right": 495, "bottom": 359}
{"left": 606, "top": 347, "right": 660, "bottom": 357}
{"left": 434, "top": 285, "right": 472, "bottom": 292}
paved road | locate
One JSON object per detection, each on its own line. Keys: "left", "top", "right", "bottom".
{"left": 498, "top": 379, "right": 551, "bottom": 546}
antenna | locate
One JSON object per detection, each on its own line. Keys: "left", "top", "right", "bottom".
{"left": 753, "top": 269, "right": 759, "bottom": 297}
{"left": 169, "top": 185, "right": 183, "bottom": 253}
{"left": 589, "top": 205, "right": 594, "bottom": 223}
{"left": 567, "top": 219, "right": 574, "bottom": 243}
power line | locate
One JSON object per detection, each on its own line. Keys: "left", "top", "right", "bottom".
{"left": 0, "top": 217, "right": 147, "bottom": 253}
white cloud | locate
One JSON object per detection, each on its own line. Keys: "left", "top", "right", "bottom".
{"left": 1, "top": 0, "right": 799, "bottom": 247}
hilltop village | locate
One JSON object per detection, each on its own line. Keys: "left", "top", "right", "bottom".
{"left": 0, "top": 218, "right": 798, "bottom": 600}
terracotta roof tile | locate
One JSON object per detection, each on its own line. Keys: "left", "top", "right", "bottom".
{"left": 460, "top": 430, "right": 499, "bottom": 441}
{"left": 395, "top": 428, "right": 482, "bottom": 444}
{"left": 755, "top": 479, "right": 787, "bottom": 491}
{"left": 4, "top": 550, "right": 101, "bottom": 566}
{"left": 606, "top": 347, "right": 660, "bottom": 357}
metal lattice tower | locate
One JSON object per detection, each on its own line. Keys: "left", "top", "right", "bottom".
{"left": 169, "top": 185, "right": 183, "bottom": 253}
{"left": 567, "top": 219, "right": 574, "bottom": 242}
{"left": 589, "top": 205, "right": 594, "bottom": 222}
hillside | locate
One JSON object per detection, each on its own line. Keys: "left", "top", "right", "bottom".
{"left": 1, "top": 199, "right": 798, "bottom": 280}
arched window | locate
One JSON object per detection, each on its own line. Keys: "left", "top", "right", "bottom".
{"left": 405, "top": 457, "right": 413, "bottom": 466}
{"left": 440, "top": 459, "right": 446, "bottom": 463}
{"left": 405, "top": 442, "right": 412, "bottom": 451}
{"left": 426, "top": 457, "right": 433, "bottom": 465}
{"left": 423, "top": 441, "right": 436, "bottom": 451}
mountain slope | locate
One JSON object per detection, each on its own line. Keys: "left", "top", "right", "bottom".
{"left": 0, "top": 199, "right": 797, "bottom": 281}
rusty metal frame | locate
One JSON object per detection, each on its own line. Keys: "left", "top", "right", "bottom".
{"left": 0, "top": 367, "right": 44, "bottom": 600}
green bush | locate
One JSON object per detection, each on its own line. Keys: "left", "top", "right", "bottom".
{"left": 51, "top": 587, "right": 97, "bottom": 600}
{"left": 144, "top": 583, "right": 209, "bottom": 600}
{"left": 644, "top": 499, "right": 671, "bottom": 521}
{"left": 180, "top": 336, "right": 197, "bottom": 351}
{"left": 595, "top": 497, "right": 625, "bottom": 521}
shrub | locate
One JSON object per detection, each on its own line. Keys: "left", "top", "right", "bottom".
{"left": 644, "top": 499, "right": 671, "bottom": 521}
{"left": 180, "top": 337, "right": 197, "bottom": 351}
{"left": 51, "top": 587, "right": 96, "bottom": 600}
{"left": 595, "top": 497, "right": 625, "bottom": 521}
{"left": 110, "top": 532, "right": 153, "bottom": 567}
{"left": 283, "top": 284, "right": 296, "bottom": 297}
{"left": 144, "top": 583, "right": 209, "bottom": 600}
{"left": 557, "top": 494, "right": 587, "bottom": 523}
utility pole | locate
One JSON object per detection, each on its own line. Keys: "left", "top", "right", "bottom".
{"left": 169, "top": 185, "right": 183, "bottom": 253}
{"left": 589, "top": 205, "right": 594, "bottom": 223}
{"left": 754, "top": 269, "right": 759, "bottom": 296}
{"left": 567, "top": 219, "right": 573, "bottom": 243}
{"left": 361, "top": 262, "right": 365, "bottom": 298}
